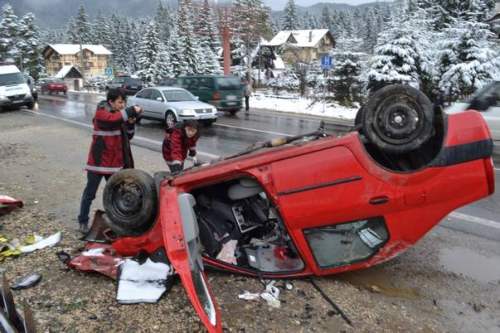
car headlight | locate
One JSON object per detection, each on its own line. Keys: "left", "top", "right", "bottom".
{"left": 182, "top": 109, "right": 196, "bottom": 116}
{"left": 211, "top": 107, "right": 217, "bottom": 113}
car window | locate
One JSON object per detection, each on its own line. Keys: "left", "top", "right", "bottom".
{"left": 198, "top": 77, "right": 213, "bottom": 90}
{"left": 113, "top": 77, "right": 126, "bottom": 84}
{"left": 163, "top": 90, "right": 196, "bottom": 102}
{"left": 216, "top": 77, "right": 241, "bottom": 90}
{"left": 0, "top": 72, "right": 26, "bottom": 86}
{"left": 150, "top": 89, "right": 163, "bottom": 101}
{"left": 136, "top": 89, "right": 151, "bottom": 99}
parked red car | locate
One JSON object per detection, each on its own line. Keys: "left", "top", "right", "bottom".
{"left": 40, "top": 79, "right": 67, "bottom": 95}
{"left": 80, "top": 86, "right": 494, "bottom": 332}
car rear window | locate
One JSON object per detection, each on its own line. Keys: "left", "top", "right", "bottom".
{"left": 216, "top": 77, "right": 241, "bottom": 90}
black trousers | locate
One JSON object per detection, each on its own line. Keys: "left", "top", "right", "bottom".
{"left": 77, "top": 171, "right": 110, "bottom": 225}
{"left": 245, "top": 96, "right": 250, "bottom": 111}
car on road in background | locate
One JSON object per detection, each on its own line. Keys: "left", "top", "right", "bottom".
{"left": 106, "top": 76, "right": 143, "bottom": 95}
{"left": 76, "top": 85, "right": 494, "bottom": 333}
{"left": 40, "top": 78, "right": 68, "bottom": 95}
{"left": 446, "top": 80, "right": 500, "bottom": 142}
{"left": 0, "top": 65, "right": 34, "bottom": 110}
{"left": 176, "top": 75, "right": 243, "bottom": 115}
{"left": 128, "top": 87, "right": 218, "bottom": 128}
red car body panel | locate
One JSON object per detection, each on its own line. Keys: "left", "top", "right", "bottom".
{"left": 110, "top": 111, "right": 493, "bottom": 333}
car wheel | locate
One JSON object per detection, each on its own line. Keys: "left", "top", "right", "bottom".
{"left": 103, "top": 169, "right": 158, "bottom": 237}
{"left": 228, "top": 110, "right": 239, "bottom": 116}
{"left": 165, "top": 111, "right": 177, "bottom": 130}
{"left": 201, "top": 119, "right": 216, "bottom": 127}
{"left": 361, "top": 85, "right": 434, "bottom": 154}
{"left": 26, "top": 102, "right": 34, "bottom": 110}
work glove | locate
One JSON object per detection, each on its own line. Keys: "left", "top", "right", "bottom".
{"left": 188, "top": 149, "right": 197, "bottom": 157}
{"left": 169, "top": 163, "right": 183, "bottom": 175}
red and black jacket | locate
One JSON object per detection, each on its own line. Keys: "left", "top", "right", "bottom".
{"left": 85, "top": 101, "right": 135, "bottom": 174}
{"left": 162, "top": 127, "right": 198, "bottom": 165}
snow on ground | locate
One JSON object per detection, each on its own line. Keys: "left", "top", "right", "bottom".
{"left": 252, "top": 92, "right": 358, "bottom": 120}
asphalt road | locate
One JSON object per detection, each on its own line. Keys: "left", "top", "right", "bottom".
{"left": 32, "top": 92, "right": 500, "bottom": 241}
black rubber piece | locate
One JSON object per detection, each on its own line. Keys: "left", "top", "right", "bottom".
{"left": 103, "top": 169, "right": 158, "bottom": 237}
{"left": 361, "top": 85, "right": 434, "bottom": 154}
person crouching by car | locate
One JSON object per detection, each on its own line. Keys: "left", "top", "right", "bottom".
{"left": 162, "top": 120, "right": 199, "bottom": 175}
{"left": 77, "top": 88, "right": 143, "bottom": 234}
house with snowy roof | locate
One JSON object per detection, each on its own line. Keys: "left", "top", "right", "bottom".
{"left": 261, "top": 29, "right": 335, "bottom": 64}
{"left": 42, "top": 44, "right": 112, "bottom": 78}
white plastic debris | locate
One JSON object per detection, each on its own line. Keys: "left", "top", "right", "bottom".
{"left": 260, "top": 281, "right": 281, "bottom": 308}
{"left": 238, "top": 281, "right": 282, "bottom": 308}
{"left": 20, "top": 232, "right": 62, "bottom": 253}
{"left": 81, "top": 248, "right": 105, "bottom": 257}
{"left": 116, "top": 258, "right": 173, "bottom": 304}
{"left": 216, "top": 240, "right": 238, "bottom": 265}
{"left": 238, "top": 291, "right": 260, "bottom": 301}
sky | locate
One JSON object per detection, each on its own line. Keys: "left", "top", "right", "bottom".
{"left": 264, "top": 0, "right": 388, "bottom": 10}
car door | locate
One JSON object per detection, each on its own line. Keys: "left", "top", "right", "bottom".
{"left": 160, "top": 186, "right": 222, "bottom": 333}
{"left": 148, "top": 89, "right": 166, "bottom": 120}
{"left": 270, "top": 145, "right": 398, "bottom": 275}
{"left": 133, "top": 89, "right": 152, "bottom": 116}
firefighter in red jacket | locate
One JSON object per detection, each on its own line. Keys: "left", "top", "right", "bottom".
{"left": 162, "top": 120, "right": 199, "bottom": 175}
{"left": 77, "top": 88, "right": 143, "bottom": 234}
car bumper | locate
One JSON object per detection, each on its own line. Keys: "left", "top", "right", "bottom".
{"left": 208, "top": 100, "right": 242, "bottom": 111}
{"left": 0, "top": 95, "right": 34, "bottom": 107}
{"left": 179, "top": 114, "right": 218, "bottom": 121}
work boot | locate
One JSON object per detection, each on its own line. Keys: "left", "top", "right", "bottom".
{"left": 78, "top": 223, "right": 89, "bottom": 235}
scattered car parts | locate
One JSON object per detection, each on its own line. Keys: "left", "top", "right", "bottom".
{"left": 0, "top": 275, "right": 36, "bottom": 333}
{"left": 11, "top": 274, "right": 42, "bottom": 291}
{"left": 0, "top": 195, "right": 23, "bottom": 217}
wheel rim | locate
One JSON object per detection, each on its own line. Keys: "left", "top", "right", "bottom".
{"left": 111, "top": 180, "right": 144, "bottom": 220}
{"left": 166, "top": 113, "right": 175, "bottom": 128}
{"left": 372, "top": 98, "right": 424, "bottom": 146}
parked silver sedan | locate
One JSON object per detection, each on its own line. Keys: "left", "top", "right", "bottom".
{"left": 128, "top": 87, "right": 218, "bottom": 128}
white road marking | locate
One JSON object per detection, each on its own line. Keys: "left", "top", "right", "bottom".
{"left": 24, "top": 110, "right": 220, "bottom": 159}
{"left": 214, "top": 123, "right": 293, "bottom": 137}
{"left": 449, "top": 212, "right": 500, "bottom": 230}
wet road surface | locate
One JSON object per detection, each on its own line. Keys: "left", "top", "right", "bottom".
{"left": 30, "top": 93, "right": 500, "bottom": 241}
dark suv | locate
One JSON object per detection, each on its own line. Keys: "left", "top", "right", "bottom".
{"left": 106, "top": 76, "right": 143, "bottom": 95}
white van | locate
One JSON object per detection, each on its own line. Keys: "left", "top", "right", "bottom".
{"left": 0, "top": 64, "right": 34, "bottom": 110}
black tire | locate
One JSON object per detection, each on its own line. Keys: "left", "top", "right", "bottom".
{"left": 201, "top": 119, "right": 216, "bottom": 127}
{"left": 361, "top": 85, "right": 434, "bottom": 154}
{"left": 103, "top": 169, "right": 158, "bottom": 237}
{"left": 26, "top": 102, "right": 35, "bottom": 110}
{"left": 165, "top": 111, "right": 177, "bottom": 130}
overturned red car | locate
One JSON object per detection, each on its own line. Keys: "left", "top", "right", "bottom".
{"left": 76, "top": 85, "right": 494, "bottom": 332}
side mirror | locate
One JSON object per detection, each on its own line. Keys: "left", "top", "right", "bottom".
{"left": 157, "top": 97, "right": 164, "bottom": 102}
{"left": 195, "top": 96, "right": 200, "bottom": 101}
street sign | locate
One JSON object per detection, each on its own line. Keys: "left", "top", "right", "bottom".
{"left": 320, "top": 55, "right": 334, "bottom": 70}
{"left": 105, "top": 67, "right": 113, "bottom": 77}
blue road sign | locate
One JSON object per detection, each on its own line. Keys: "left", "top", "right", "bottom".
{"left": 105, "top": 67, "right": 113, "bottom": 76}
{"left": 320, "top": 55, "right": 333, "bottom": 70}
